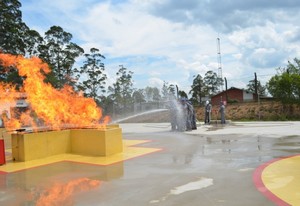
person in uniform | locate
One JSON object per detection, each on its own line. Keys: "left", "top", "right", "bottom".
{"left": 219, "top": 101, "right": 226, "bottom": 124}
{"left": 204, "top": 100, "right": 212, "bottom": 124}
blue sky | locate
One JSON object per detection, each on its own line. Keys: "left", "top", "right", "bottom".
{"left": 20, "top": 0, "right": 300, "bottom": 95}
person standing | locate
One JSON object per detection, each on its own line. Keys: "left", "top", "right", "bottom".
{"left": 185, "top": 100, "right": 194, "bottom": 131}
{"left": 187, "top": 101, "right": 197, "bottom": 130}
{"left": 204, "top": 100, "right": 212, "bottom": 124}
{"left": 219, "top": 101, "right": 226, "bottom": 124}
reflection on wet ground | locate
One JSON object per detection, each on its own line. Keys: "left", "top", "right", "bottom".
{"left": 0, "top": 162, "right": 124, "bottom": 205}
{"left": 0, "top": 122, "right": 299, "bottom": 205}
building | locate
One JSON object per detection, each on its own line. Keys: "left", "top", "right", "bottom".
{"left": 211, "top": 87, "right": 258, "bottom": 105}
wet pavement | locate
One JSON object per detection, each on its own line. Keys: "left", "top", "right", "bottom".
{"left": 0, "top": 121, "right": 300, "bottom": 205}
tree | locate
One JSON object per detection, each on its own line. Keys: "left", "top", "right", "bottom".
{"left": 267, "top": 58, "right": 300, "bottom": 104}
{"left": 38, "top": 26, "right": 84, "bottom": 88}
{"left": 169, "top": 84, "right": 177, "bottom": 97}
{"left": 189, "top": 74, "right": 206, "bottom": 105}
{"left": 0, "top": 0, "right": 25, "bottom": 55}
{"left": 204, "top": 70, "right": 223, "bottom": 96}
{"left": 22, "top": 29, "right": 43, "bottom": 57}
{"left": 144, "top": 86, "right": 161, "bottom": 102}
{"left": 132, "top": 89, "right": 146, "bottom": 104}
{"left": 161, "top": 81, "right": 176, "bottom": 100}
{"left": 0, "top": 0, "right": 42, "bottom": 88}
{"left": 108, "top": 65, "right": 134, "bottom": 114}
{"left": 178, "top": 90, "right": 187, "bottom": 99}
{"left": 246, "top": 79, "right": 267, "bottom": 96}
{"left": 75, "top": 48, "right": 107, "bottom": 105}
{"left": 161, "top": 81, "right": 169, "bottom": 100}
{"left": 152, "top": 87, "right": 161, "bottom": 102}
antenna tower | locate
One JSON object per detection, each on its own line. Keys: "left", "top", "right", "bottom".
{"left": 217, "top": 37, "right": 223, "bottom": 91}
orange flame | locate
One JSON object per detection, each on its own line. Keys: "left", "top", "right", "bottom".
{"left": 0, "top": 53, "right": 110, "bottom": 131}
{"left": 34, "top": 178, "right": 101, "bottom": 206}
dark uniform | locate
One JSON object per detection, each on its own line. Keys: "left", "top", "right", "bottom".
{"left": 204, "top": 100, "right": 212, "bottom": 124}
{"left": 219, "top": 101, "right": 226, "bottom": 124}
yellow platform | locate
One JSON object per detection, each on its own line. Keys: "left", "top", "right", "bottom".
{"left": 0, "top": 139, "right": 162, "bottom": 173}
{"left": 11, "top": 127, "right": 123, "bottom": 161}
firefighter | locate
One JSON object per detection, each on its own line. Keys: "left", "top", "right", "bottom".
{"left": 204, "top": 100, "right": 212, "bottom": 124}
{"left": 219, "top": 101, "right": 226, "bottom": 124}
{"left": 186, "top": 100, "right": 197, "bottom": 130}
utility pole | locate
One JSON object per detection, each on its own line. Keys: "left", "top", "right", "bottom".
{"left": 254, "top": 72, "right": 261, "bottom": 119}
{"left": 224, "top": 77, "right": 228, "bottom": 102}
{"left": 175, "top": 85, "right": 179, "bottom": 99}
{"left": 254, "top": 72, "right": 258, "bottom": 101}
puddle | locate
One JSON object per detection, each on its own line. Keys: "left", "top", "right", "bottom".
{"left": 170, "top": 177, "right": 213, "bottom": 195}
{"left": 150, "top": 177, "right": 213, "bottom": 204}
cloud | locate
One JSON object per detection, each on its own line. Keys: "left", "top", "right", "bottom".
{"left": 145, "top": 0, "right": 300, "bottom": 33}
{"left": 20, "top": 0, "right": 300, "bottom": 95}
{"left": 148, "top": 77, "right": 164, "bottom": 88}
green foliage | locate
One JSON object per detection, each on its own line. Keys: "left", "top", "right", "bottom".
{"left": 204, "top": 70, "right": 223, "bottom": 96}
{"left": 267, "top": 58, "right": 300, "bottom": 105}
{"left": 161, "top": 81, "right": 176, "bottom": 100}
{"left": 0, "top": 0, "right": 30, "bottom": 87}
{"left": 108, "top": 65, "right": 134, "bottom": 114}
{"left": 189, "top": 74, "right": 205, "bottom": 105}
{"left": 132, "top": 89, "right": 146, "bottom": 103}
{"left": 144, "top": 87, "right": 161, "bottom": 102}
{"left": 0, "top": 0, "right": 24, "bottom": 55}
{"left": 38, "top": 26, "right": 84, "bottom": 88}
{"left": 178, "top": 90, "right": 187, "bottom": 99}
{"left": 189, "top": 71, "right": 222, "bottom": 105}
{"left": 246, "top": 79, "right": 267, "bottom": 96}
{"left": 74, "top": 48, "right": 107, "bottom": 104}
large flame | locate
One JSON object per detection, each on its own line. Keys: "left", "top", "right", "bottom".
{"left": 0, "top": 53, "right": 110, "bottom": 131}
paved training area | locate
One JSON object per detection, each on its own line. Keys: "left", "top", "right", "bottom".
{"left": 0, "top": 121, "right": 299, "bottom": 205}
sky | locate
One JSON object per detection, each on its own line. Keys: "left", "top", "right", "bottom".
{"left": 19, "top": 0, "right": 300, "bottom": 95}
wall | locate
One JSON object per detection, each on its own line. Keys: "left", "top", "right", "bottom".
{"left": 195, "top": 101, "right": 300, "bottom": 121}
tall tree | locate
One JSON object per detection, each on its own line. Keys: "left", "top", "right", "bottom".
{"left": 132, "top": 89, "right": 146, "bottom": 104}
{"left": 161, "top": 81, "right": 169, "bottom": 100}
{"left": 23, "top": 29, "right": 43, "bottom": 57}
{"left": 144, "top": 86, "right": 161, "bottom": 102}
{"left": 108, "top": 65, "right": 134, "bottom": 114}
{"left": 161, "top": 81, "right": 177, "bottom": 100}
{"left": 75, "top": 48, "right": 107, "bottom": 104}
{"left": 38, "top": 26, "right": 84, "bottom": 88}
{"left": 204, "top": 70, "right": 223, "bottom": 96}
{"left": 152, "top": 87, "right": 161, "bottom": 102}
{"left": 0, "top": 0, "right": 25, "bottom": 55}
{"left": 0, "top": 0, "right": 42, "bottom": 87}
{"left": 189, "top": 74, "right": 206, "bottom": 105}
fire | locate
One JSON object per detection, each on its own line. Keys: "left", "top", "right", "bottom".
{"left": 0, "top": 53, "right": 110, "bottom": 131}
{"left": 34, "top": 178, "right": 101, "bottom": 206}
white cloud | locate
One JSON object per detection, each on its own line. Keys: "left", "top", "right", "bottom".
{"left": 20, "top": 0, "right": 300, "bottom": 95}
{"left": 148, "top": 77, "right": 164, "bottom": 88}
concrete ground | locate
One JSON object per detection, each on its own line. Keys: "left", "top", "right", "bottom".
{"left": 0, "top": 121, "right": 300, "bottom": 205}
